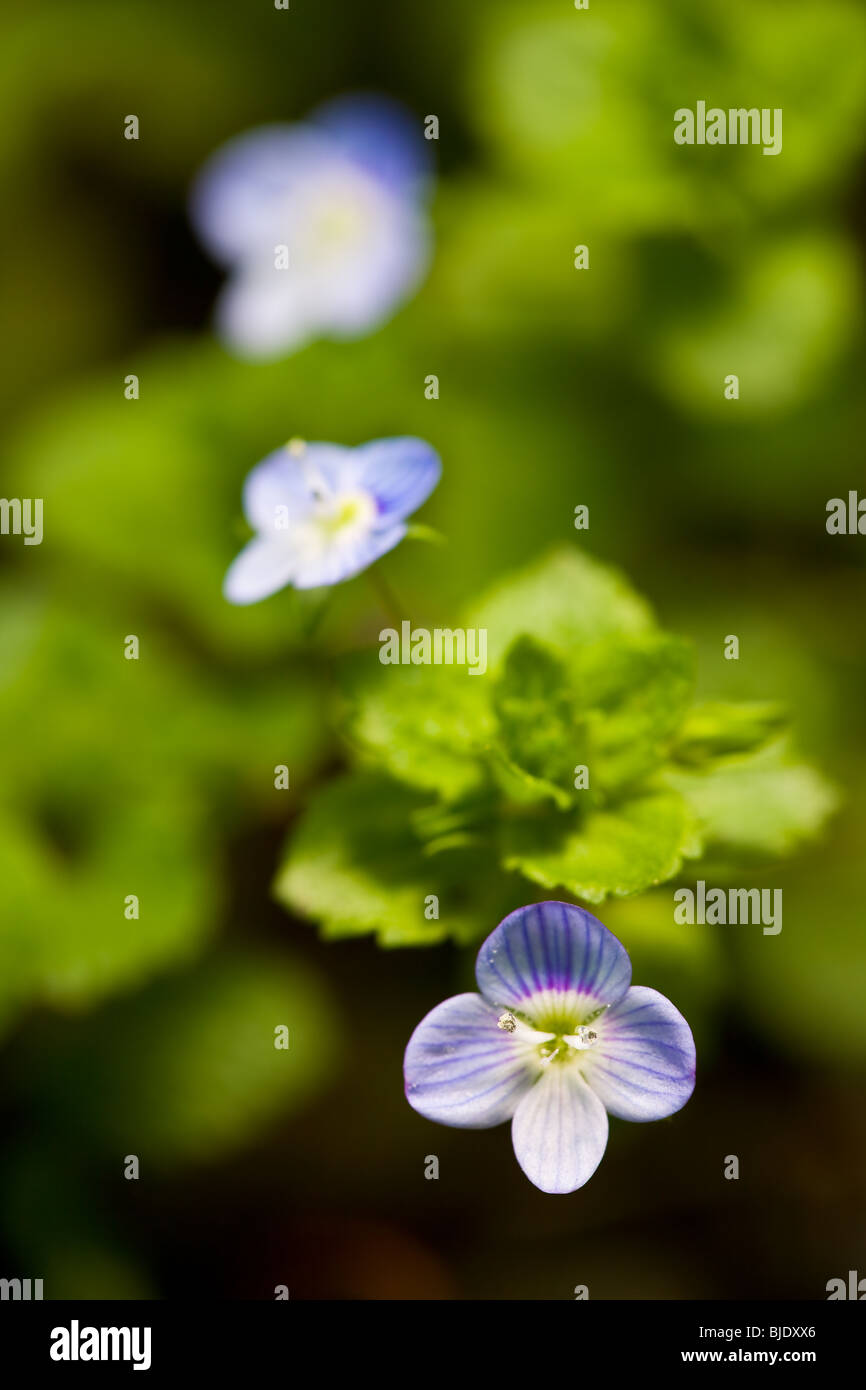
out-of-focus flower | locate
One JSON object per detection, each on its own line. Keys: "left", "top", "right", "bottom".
{"left": 404, "top": 902, "right": 696, "bottom": 1194}
{"left": 191, "top": 94, "right": 432, "bottom": 358}
{"left": 224, "top": 435, "right": 441, "bottom": 603}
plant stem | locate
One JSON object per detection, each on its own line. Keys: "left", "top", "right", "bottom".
{"left": 301, "top": 589, "right": 333, "bottom": 641}
{"left": 367, "top": 566, "right": 404, "bottom": 624}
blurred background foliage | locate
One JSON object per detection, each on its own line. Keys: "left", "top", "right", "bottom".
{"left": 0, "top": 0, "right": 865, "bottom": 1299}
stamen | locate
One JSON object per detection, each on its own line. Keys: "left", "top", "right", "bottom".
{"left": 497, "top": 1012, "right": 517, "bottom": 1033}
{"left": 572, "top": 1026, "right": 598, "bottom": 1050}
{"left": 286, "top": 437, "right": 331, "bottom": 502}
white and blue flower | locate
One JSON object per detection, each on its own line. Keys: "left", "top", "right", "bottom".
{"left": 404, "top": 902, "right": 696, "bottom": 1194}
{"left": 224, "top": 435, "right": 440, "bottom": 603}
{"left": 190, "top": 94, "right": 432, "bottom": 358}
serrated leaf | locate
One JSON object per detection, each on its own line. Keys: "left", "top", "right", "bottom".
{"left": 274, "top": 773, "right": 499, "bottom": 946}
{"left": 467, "top": 546, "right": 655, "bottom": 675}
{"left": 502, "top": 791, "right": 701, "bottom": 904}
{"left": 343, "top": 550, "right": 659, "bottom": 804}
{"left": 344, "top": 657, "right": 495, "bottom": 802}
{"left": 491, "top": 636, "right": 587, "bottom": 809}
{"left": 671, "top": 701, "right": 788, "bottom": 766}
{"left": 664, "top": 746, "right": 839, "bottom": 860}
{"left": 576, "top": 632, "right": 695, "bottom": 792}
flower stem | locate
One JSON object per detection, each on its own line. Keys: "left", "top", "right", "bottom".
{"left": 300, "top": 589, "right": 333, "bottom": 641}
{"left": 367, "top": 566, "right": 404, "bottom": 624}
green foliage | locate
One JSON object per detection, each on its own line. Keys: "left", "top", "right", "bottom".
{"left": 576, "top": 632, "right": 695, "bottom": 794}
{"left": 274, "top": 772, "right": 515, "bottom": 946}
{"left": 0, "top": 589, "right": 332, "bottom": 1026}
{"left": 665, "top": 745, "right": 840, "bottom": 862}
{"left": 672, "top": 701, "right": 789, "bottom": 766}
{"left": 467, "top": 547, "right": 654, "bottom": 667}
{"left": 651, "top": 234, "right": 861, "bottom": 419}
{"left": 277, "top": 549, "right": 837, "bottom": 942}
{"left": 502, "top": 791, "right": 701, "bottom": 905}
{"left": 21, "top": 951, "right": 342, "bottom": 1166}
{"left": 492, "top": 637, "right": 585, "bottom": 809}
{"left": 346, "top": 660, "right": 494, "bottom": 803}
{"left": 475, "top": 0, "right": 866, "bottom": 223}
{"left": 0, "top": 0, "right": 861, "bottom": 1295}
{"left": 734, "top": 843, "right": 866, "bottom": 1064}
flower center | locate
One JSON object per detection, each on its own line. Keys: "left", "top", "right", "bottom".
{"left": 298, "top": 171, "right": 379, "bottom": 265}
{"left": 495, "top": 1002, "right": 607, "bottom": 1069}
{"left": 316, "top": 490, "right": 375, "bottom": 537}
{"left": 538, "top": 1026, "right": 599, "bottom": 1065}
{"left": 313, "top": 199, "right": 367, "bottom": 250}
{"left": 285, "top": 440, "right": 376, "bottom": 537}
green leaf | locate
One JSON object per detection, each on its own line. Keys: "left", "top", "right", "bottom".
{"left": 467, "top": 546, "right": 655, "bottom": 676}
{"left": 653, "top": 234, "right": 861, "bottom": 418}
{"left": 343, "top": 549, "right": 657, "bottom": 804}
{"left": 502, "top": 790, "right": 701, "bottom": 903}
{"left": 576, "top": 632, "right": 695, "bottom": 792}
{"left": 405, "top": 522, "right": 447, "bottom": 545}
{"left": 0, "top": 599, "right": 330, "bottom": 820}
{"left": 491, "top": 636, "right": 587, "bottom": 809}
{"left": 671, "top": 701, "right": 789, "bottom": 766}
{"left": 0, "top": 596, "right": 331, "bottom": 1019}
{"left": 0, "top": 793, "right": 217, "bottom": 1017}
{"left": 0, "top": 806, "right": 65, "bottom": 1029}
{"left": 24, "top": 951, "right": 342, "bottom": 1166}
{"left": 665, "top": 745, "right": 839, "bottom": 860}
{"left": 344, "top": 658, "right": 495, "bottom": 803}
{"left": 274, "top": 773, "right": 501, "bottom": 946}
{"left": 477, "top": 0, "right": 866, "bottom": 228}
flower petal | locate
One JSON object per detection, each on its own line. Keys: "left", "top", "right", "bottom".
{"left": 475, "top": 901, "right": 632, "bottom": 1025}
{"left": 310, "top": 93, "right": 433, "bottom": 197}
{"left": 242, "top": 445, "right": 350, "bottom": 533}
{"left": 310, "top": 195, "right": 431, "bottom": 340}
{"left": 223, "top": 537, "right": 297, "bottom": 605}
{"left": 291, "top": 520, "right": 407, "bottom": 589}
{"left": 404, "top": 993, "right": 550, "bottom": 1129}
{"left": 213, "top": 188, "right": 429, "bottom": 358}
{"left": 215, "top": 266, "right": 315, "bottom": 359}
{"left": 580, "top": 986, "right": 696, "bottom": 1122}
{"left": 351, "top": 437, "right": 442, "bottom": 523}
{"left": 190, "top": 125, "right": 331, "bottom": 265}
{"left": 511, "top": 1066, "right": 609, "bottom": 1194}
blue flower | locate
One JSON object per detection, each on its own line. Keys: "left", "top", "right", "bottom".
{"left": 404, "top": 902, "right": 696, "bottom": 1194}
{"left": 224, "top": 436, "right": 441, "bottom": 602}
{"left": 190, "top": 94, "right": 432, "bottom": 359}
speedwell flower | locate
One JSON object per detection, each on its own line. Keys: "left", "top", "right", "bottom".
{"left": 190, "top": 93, "right": 432, "bottom": 359}
{"left": 404, "top": 901, "right": 696, "bottom": 1194}
{"left": 224, "top": 435, "right": 441, "bottom": 603}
